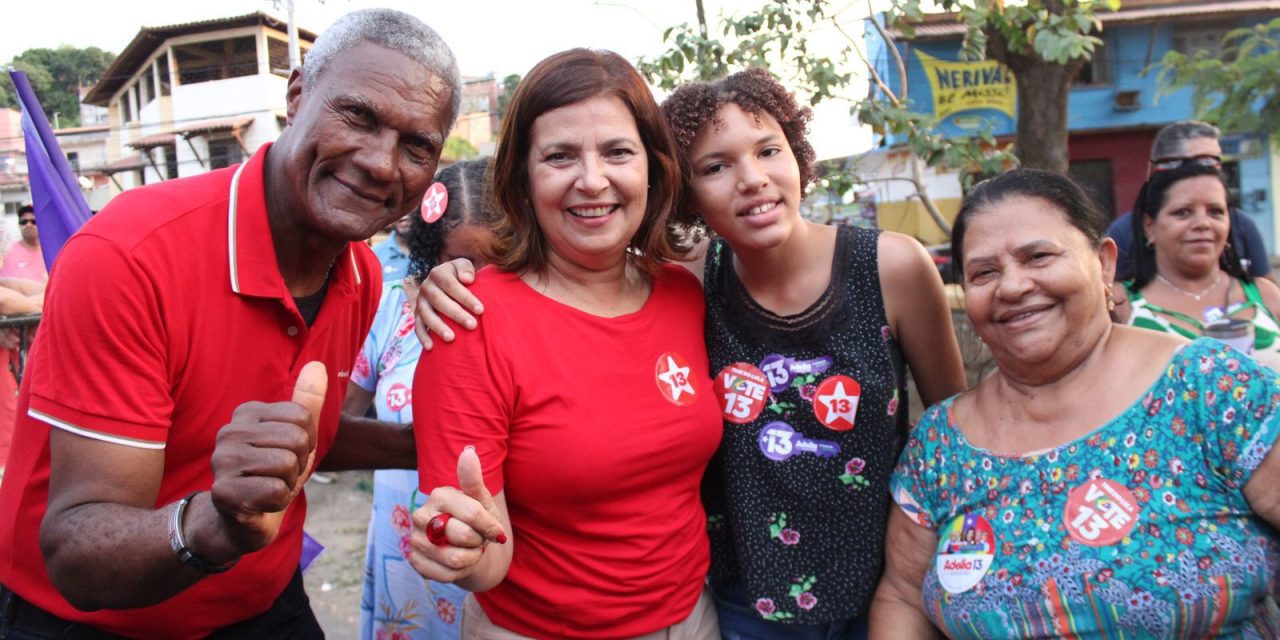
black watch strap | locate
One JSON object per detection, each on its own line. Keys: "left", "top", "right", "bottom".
{"left": 168, "top": 491, "right": 239, "bottom": 574}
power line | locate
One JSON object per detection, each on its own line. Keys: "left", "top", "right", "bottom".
{"left": 0, "top": 102, "right": 498, "bottom": 147}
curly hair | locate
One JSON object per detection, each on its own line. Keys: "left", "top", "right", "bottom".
{"left": 661, "top": 67, "right": 816, "bottom": 214}
{"left": 406, "top": 158, "right": 498, "bottom": 281}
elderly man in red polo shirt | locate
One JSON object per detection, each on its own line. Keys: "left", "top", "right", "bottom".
{"left": 0, "top": 8, "right": 459, "bottom": 639}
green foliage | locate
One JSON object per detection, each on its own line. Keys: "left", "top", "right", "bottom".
{"left": 1156, "top": 17, "right": 1280, "bottom": 135}
{"left": 3, "top": 45, "right": 114, "bottom": 127}
{"left": 640, "top": 0, "right": 1116, "bottom": 223}
{"left": 496, "top": 73, "right": 521, "bottom": 121}
{"left": 857, "top": 97, "right": 1011, "bottom": 188}
{"left": 637, "top": 0, "right": 1011, "bottom": 190}
{"left": 444, "top": 136, "right": 480, "bottom": 161}
{"left": 891, "top": 0, "right": 1116, "bottom": 64}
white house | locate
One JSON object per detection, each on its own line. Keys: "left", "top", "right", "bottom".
{"left": 81, "top": 12, "right": 317, "bottom": 191}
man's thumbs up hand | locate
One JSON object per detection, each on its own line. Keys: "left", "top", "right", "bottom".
{"left": 210, "top": 362, "right": 329, "bottom": 555}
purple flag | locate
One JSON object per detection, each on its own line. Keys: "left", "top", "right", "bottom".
{"left": 8, "top": 70, "right": 93, "bottom": 272}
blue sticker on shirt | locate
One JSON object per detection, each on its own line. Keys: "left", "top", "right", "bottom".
{"left": 757, "top": 421, "right": 841, "bottom": 461}
{"left": 760, "top": 354, "right": 834, "bottom": 394}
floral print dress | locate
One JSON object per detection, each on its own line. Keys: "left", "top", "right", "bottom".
{"left": 354, "top": 283, "right": 465, "bottom": 640}
{"left": 891, "top": 339, "right": 1280, "bottom": 638}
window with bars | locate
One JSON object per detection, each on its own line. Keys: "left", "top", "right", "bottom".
{"left": 162, "top": 143, "right": 179, "bottom": 180}
{"left": 158, "top": 53, "right": 172, "bottom": 96}
{"left": 207, "top": 136, "right": 244, "bottom": 170}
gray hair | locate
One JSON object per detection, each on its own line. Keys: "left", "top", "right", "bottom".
{"left": 302, "top": 8, "right": 461, "bottom": 127}
{"left": 1150, "top": 120, "right": 1221, "bottom": 160}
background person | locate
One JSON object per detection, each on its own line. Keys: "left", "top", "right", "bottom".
{"left": 0, "top": 9, "right": 460, "bottom": 638}
{"left": 1116, "top": 163, "right": 1280, "bottom": 367}
{"left": 870, "top": 169, "right": 1280, "bottom": 638}
{"left": 1107, "top": 120, "right": 1270, "bottom": 282}
{"left": 416, "top": 67, "right": 966, "bottom": 638}
{"left": 0, "top": 205, "right": 47, "bottom": 283}
{"left": 407, "top": 49, "right": 721, "bottom": 639}
{"left": 345, "top": 159, "right": 496, "bottom": 640}
{"left": 0, "top": 276, "right": 45, "bottom": 484}
{"left": 373, "top": 213, "right": 414, "bottom": 282}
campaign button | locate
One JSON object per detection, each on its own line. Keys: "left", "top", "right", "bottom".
{"left": 760, "top": 354, "right": 792, "bottom": 393}
{"left": 715, "top": 363, "right": 769, "bottom": 424}
{"left": 385, "top": 382, "right": 411, "bottom": 412}
{"left": 935, "top": 514, "right": 996, "bottom": 594}
{"left": 655, "top": 352, "right": 698, "bottom": 406}
{"left": 1064, "top": 478, "right": 1139, "bottom": 547}
{"left": 421, "top": 182, "right": 449, "bottom": 223}
{"left": 814, "top": 375, "right": 861, "bottom": 431}
{"left": 758, "top": 422, "right": 798, "bottom": 461}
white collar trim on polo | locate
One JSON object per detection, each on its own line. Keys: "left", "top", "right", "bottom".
{"left": 226, "top": 161, "right": 363, "bottom": 296}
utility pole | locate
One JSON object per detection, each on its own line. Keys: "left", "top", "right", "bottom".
{"left": 287, "top": 0, "right": 301, "bottom": 70}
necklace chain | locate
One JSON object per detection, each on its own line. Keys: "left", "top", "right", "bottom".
{"left": 1156, "top": 272, "right": 1222, "bottom": 301}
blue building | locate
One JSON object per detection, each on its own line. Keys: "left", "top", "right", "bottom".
{"left": 862, "top": 0, "right": 1280, "bottom": 252}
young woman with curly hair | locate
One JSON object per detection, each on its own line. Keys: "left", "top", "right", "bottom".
{"left": 417, "top": 68, "right": 965, "bottom": 638}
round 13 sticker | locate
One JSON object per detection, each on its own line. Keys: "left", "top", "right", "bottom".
{"left": 715, "top": 363, "right": 769, "bottom": 424}
{"left": 1064, "top": 477, "right": 1139, "bottom": 547}
{"left": 655, "top": 352, "right": 698, "bottom": 407}
{"left": 813, "top": 375, "right": 861, "bottom": 431}
{"left": 934, "top": 514, "right": 996, "bottom": 594}
{"left": 385, "top": 382, "right": 411, "bottom": 413}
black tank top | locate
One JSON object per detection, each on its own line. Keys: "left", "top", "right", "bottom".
{"left": 702, "top": 225, "right": 907, "bottom": 624}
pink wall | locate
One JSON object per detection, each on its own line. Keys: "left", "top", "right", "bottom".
{"left": 0, "top": 109, "right": 22, "bottom": 155}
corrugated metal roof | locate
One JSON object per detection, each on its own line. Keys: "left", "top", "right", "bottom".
{"left": 85, "top": 155, "right": 147, "bottom": 174}
{"left": 53, "top": 125, "right": 110, "bottom": 135}
{"left": 126, "top": 116, "right": 255, "bottom": 149}
{"left": 84, "top": 12, "right": 317, "bottom": 106}
{"left": 893, "top": 0, "right": 1280, "bottom": 40}
{"left": 127, "top": 132, "right": 175, "bottom": 149}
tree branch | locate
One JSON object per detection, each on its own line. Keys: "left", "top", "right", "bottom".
{"left": 866, "top": 1, "right": 911, "bottom": 101}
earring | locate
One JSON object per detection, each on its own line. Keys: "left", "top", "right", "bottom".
{"left": 1145, "top": 237, "right": 1154, "bottom": 248}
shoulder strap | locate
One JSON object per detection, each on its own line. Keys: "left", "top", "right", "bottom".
{"left": 1128, "top": 289, "right": 1205, "bottom": 336}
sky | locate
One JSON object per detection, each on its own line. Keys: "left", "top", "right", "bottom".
{"left": 1, "top": 0, "right": 877, "bottom": 157}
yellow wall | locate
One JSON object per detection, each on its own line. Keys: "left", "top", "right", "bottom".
{"left": 875, "top": 197, "right": 962, "bottom": 245}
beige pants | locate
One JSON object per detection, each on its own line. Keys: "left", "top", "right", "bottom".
{"left": 460, "top": 588, "right": 719, "bottom": 640}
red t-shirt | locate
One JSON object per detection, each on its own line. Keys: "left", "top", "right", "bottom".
{"left": 0, "top": 144, "right": 380, "bottom": 639}
{"left": 415, "top": 265, "right": 721, "bottom": 639}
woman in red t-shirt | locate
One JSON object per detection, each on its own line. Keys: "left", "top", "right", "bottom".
{"left": 407, "top": 49, "right": 722, "bottom": 639}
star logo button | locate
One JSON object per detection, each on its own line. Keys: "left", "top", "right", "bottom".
{"left": 814, "top": 375, "right": 861, "bottom": 431}
{"left": 421, "top": 182, "right": 449, "bottom": 223}
{"left": 655, "top": 352, "right": 697, "bottom": 406}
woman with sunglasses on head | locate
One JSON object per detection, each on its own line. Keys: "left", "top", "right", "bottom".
{"left": 1107, "top": 121, "right": 1272, "bottom": 283}
{"left": 1115, "top": 162, "right": 1280, "bottom": 369}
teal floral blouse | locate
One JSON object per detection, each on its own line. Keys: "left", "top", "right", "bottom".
{"left": 891, "top": 339, "right": 1280, "bottom": 638}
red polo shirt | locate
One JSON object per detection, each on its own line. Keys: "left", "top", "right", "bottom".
{"left": 0, "top": 144, "right": 380, "bottom": 639}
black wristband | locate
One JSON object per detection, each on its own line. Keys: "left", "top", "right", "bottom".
{"left": 168, "top": 491, "right": 239, "bottom": 574}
